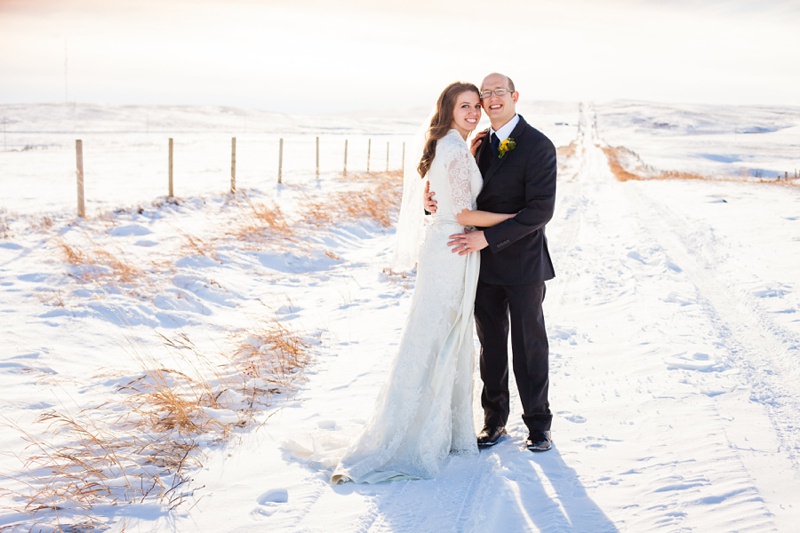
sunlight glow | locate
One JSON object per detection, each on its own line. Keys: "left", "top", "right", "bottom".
{"left": 1, "top": 0, "right": 798, "bottom": 111}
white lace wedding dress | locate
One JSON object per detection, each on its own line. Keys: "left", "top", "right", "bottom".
{"left": 330, "top": 129, "right": 484, "bottom": 484}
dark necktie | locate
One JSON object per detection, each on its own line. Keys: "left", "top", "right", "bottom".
{"left": 490, "top": 132, "right": 500, "bottom": 156}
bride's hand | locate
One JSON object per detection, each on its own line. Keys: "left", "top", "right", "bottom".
{"left": 470, "top": 130, "right": 488, "bottom": 157}
{"left": 424, "top": 181, "right": 438, "bottom": 214}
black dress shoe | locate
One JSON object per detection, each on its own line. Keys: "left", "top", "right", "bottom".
{"left": 526, "top": 430, "right": 552, "bottom": 452}
{"left": 477, "top": 425, "right": 506, "bottom": 447}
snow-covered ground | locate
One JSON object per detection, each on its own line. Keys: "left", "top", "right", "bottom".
{"left": 1, "top": 101, "right": 799, "bottom": 532}
{"left": 592, "top": 100, "right": 800, "bottom": 179}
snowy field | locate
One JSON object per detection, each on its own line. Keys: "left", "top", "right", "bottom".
{"left": 1, "top": 101, "right": 799, "bottom": 532}
{"left": 0, "top": 103, "right": 422, "bottom": 216}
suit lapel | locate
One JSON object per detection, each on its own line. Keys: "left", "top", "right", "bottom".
{"left": 481, "top": 116, "right": 528, "bottom": 188}
{"left": 482, "top": 150, "right": 506, "bottom": 186}
{"left": 477, "top": 131, "right": 492, "bottom": 176}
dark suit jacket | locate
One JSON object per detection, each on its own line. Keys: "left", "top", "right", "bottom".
{"left": 476, "top": 115, "right": 557, "bottom": 285}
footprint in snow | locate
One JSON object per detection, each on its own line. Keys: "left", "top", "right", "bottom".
{"left": 665, "top": 352, "right": 725, "bottom": 372}
{"left": 251, "top": 488, "right": 289, "bottom": 519}
{"left": 564, "top": 413, "right": 587, "bottom": 424}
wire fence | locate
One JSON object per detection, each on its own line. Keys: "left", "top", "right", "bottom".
{"left": 0, "top": 132, "right": 410, "bottom": 216}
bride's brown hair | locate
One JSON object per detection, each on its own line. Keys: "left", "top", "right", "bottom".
{"left": 417, "top": 81, "right": 480, "bottom": 178}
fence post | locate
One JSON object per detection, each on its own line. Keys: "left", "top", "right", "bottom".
{"left": 168, "top": 138, "right": 174, "bottom": 197}
{"left": 343, "top": 139, "right": 348, "bottom": 175}
{"left": 75, "top": 139, "right": 85, "bottom": 218}
{"left": 367, "top": 138, "right": 371, "bottom": 173}
{"left": 316, "top": 136, "right": 320, "bottom": 179}
{"left": 230, "top": 137, "right": 237, "bottom": 193}
{"left": 278, "top": 138, "right": 283, "bottom": 184}
{"left": 386, "top": 141, "right": 390, "bottom": 172}
{"left": 401, "top": 142, "right": 405, "bottom": 174}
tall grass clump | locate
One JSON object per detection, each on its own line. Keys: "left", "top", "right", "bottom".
{"left": 232, "top": 319, "right": 311, "bottom": 410}
{"left": 5, "top": 318, "right": 310, "bottom": 531}
{"left": 3, "top": 167, "right": 402, "bottom": 530}
{"left": 231, "top": 200, "right": 294, "bottom": 246}
{"left": 58, "top": 240, "right": 145, "bottom": 283}
{"left": 342, "top": 170, "right": 403, "bottom": 227}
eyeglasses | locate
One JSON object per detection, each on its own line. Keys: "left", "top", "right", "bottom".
{"left": 480, "top": 88, "right": 513, "bottom": 99}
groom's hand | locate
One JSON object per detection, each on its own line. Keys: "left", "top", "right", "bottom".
{"left": 424, "top": 181, "right": 438, "bottom": 214}
{"left": 448, "top": 230, "right": 488, "bottom": 256}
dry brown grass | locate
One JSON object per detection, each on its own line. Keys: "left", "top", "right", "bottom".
{"left": 601, "top": 144, "right": 797, "bottom": 186}
{"left": 232, "top": 325, "right": 305, "bottom": 416}
{"left": 121, "top": 367, "right": 228, "bottom": 435}
{"left": 660, "top": 170, "right": 714, "bottom": 181}
{"left": 325, "top": 170, "right": 403, "bottom": 228}
{"left": 232, "top": 320, "right": 310, "bottom": 408}
{"left": 7, "top": 169, "right": 402, "bottom": 529}
{"left": 210, "top": 170, "right": 404, "bottom": 263}
{"left": 232, "top": 200, "right": 295, "bottom": 244}
{"left": 182, "top": 232, "right": 221, "bottom": 262}
{"left": 342, "top": 169, "right": 402, "bottom": 182}
{"left": 250, "top": 201, "right": 292, "bottom": 232}
{"left": 5, "top": 406, "right": 195, "bottom": 530}
{"left": 95, "top": 249, "right": 146, "bottom": 283}
{"left": 281, "top": 170, "right": 404, "bottom": 231}
{"left": 9, "top": 364, "right": 215, "bottom": 521}
{"left": 58, "top": 240, "right": 145, "bottom": 283}
{"left": 58, "top": 241, "right": 86, "bottom": 266}
{"left": 771, "top": 176, "right": 800, "bottom": 188}
{"left": 340, "top": 189, "right": 396, "bottom": 227}
{"left": 26, "top": 411, "right": 140, "bottom": 506}
{"left": 34, "top": 216, "right": 54, "bottom": 231}
{"left": 304, "top": 201, "right": 334, "bottom": 226}
{"left": 10, "top": 317, "right": 311, "bottom": 529}
{"left": 557, "top": 141, "right": 578, "bottom": 160}
{"left": 603, "top": 145, "right": 711, "bottom": 182}
{"left": 600, "top": 145, "right": 651, "bottom": 182}
{"left": 35, "top": 289, "right": 66, "bottom": 308}
{"left": 381, "top": 266, "right": 412, "bottom": 290}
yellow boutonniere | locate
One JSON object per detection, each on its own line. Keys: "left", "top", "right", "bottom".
{"left": 498, "top": 137, "right": 516, "bottom": 158}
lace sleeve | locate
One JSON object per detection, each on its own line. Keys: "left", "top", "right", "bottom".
{"left": 446, "top": 149, "right": 475, "bottom": 217}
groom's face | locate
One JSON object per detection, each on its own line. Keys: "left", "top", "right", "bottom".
{"left": 480, "top": 74, "right": 518, "bottom": 128}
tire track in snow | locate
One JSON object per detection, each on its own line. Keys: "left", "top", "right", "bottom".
{"left": 618, "top": 177, "right": 800, "bottom": 525}
{"left": 544, "top": 103, "right": 790, "bottom": 530}
{"left": 579, "top": 102, "right": 799, "bottom": 526}
{"left": 622, "top": 177, "right": 800, "bottom": 457}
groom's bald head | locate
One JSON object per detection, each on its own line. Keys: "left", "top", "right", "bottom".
{"left": 480, "top": 73, "right": 518, "bottom": 130}
{"left": 482, "top": 73, "right": 515, "bottom": 92}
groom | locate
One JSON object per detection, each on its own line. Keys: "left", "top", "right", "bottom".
{"left": 428, "top": 72, "right": 557, "bottom": 452}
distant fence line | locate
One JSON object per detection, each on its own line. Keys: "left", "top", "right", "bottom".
{"left": 71, "top": 136, "right": 406, "bottom": 218}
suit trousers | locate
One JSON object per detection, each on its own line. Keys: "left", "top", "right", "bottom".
{"left": 475, "top": 279, "right": 552, "bottom": 432}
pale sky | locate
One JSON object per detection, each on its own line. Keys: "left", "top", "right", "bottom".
{"left": 1, "top": 0, "right": 798, "bottom": 113}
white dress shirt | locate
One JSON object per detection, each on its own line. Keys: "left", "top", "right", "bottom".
{"left": 490, "top": 114, "right": 520, "bottom": 142}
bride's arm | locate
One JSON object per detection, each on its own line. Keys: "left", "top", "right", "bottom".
{"left": 447, "top": 148, "right": 514, "bottom": 228}
{"left": 456, "top": 209, "right": 515, "bottom": 228}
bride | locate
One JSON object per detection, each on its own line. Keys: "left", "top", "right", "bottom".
{"left": 331, "top": 82, "right": 515, "bottom": 484}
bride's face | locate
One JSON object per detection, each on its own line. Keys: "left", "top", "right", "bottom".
{"left": 451, "top": 91, "right": 482, "bottom": 138}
